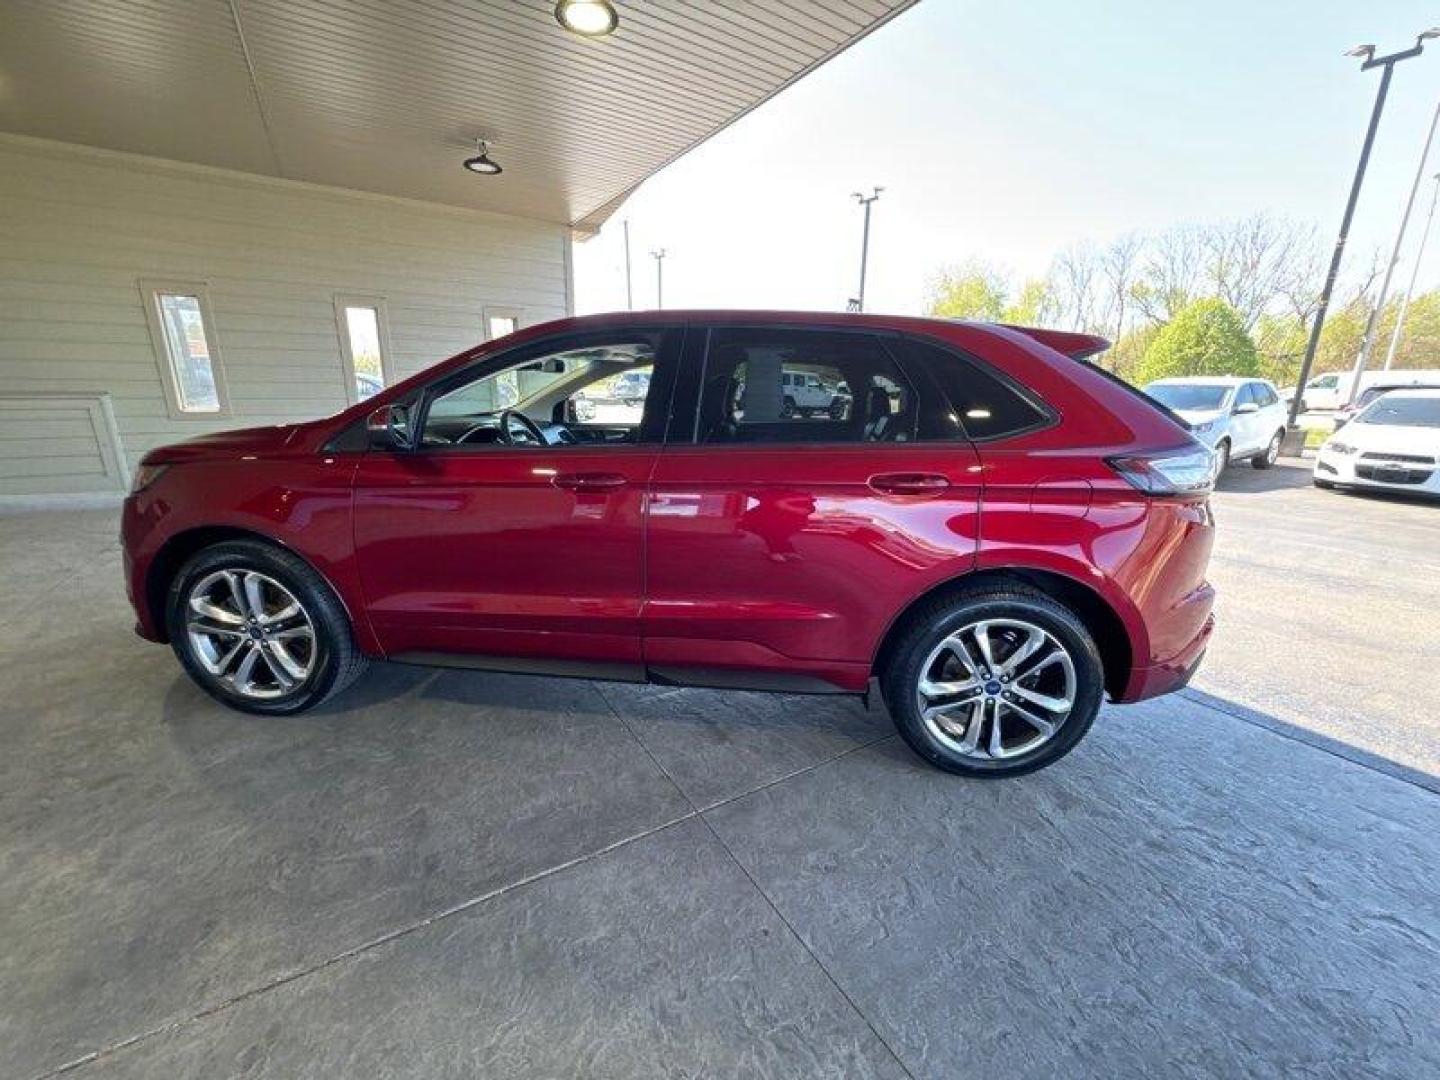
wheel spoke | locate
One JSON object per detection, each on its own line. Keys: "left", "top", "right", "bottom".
{"left": 1011, "top": 683, "right": 1072, "bottom": 713}
{"left": 999, "top": 628, "right": 1047, "bottom": 675}
{"left": 188, "top": 618, "right": 245, "bottom": 639}
{"left": 969, "top": 622, "right": 997, "bottom": 673}
{"left": 987, "top": 699, "right": 1005, "bottom": 757}
{"left": 918, "top": 673, "right": 979, "bottom": 698}
{"left": 1001, "top": 700, "right": 1055, "bottom": 738}
{"left": 264, "top": 639, "right": 308, "bottom": 682}
{"left": 242, "top": 573, "right": 267, "bottom": 620}
{"left": 190, "top": 596, "right": 243, "bottom": 626}
{"left": 227, "top": 642, "right": 261, "bottom": 691}
{"left": 958, "top": 699, "right": 987, "bottom": 754}
{"left": 260, "top": 601, "right": 301, "bottom": 627}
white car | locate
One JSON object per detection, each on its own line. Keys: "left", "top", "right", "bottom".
{"left": 1314, "top": 389, "right": 1440, "bottom": 497}
{"left": 1285, "top": 367, "right": 1440, "bottom": 413}
{"left": 1144, "top": 376, "right": 1288, "bottom": 474}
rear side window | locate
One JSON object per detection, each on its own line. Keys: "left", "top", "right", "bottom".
{"left": 904, "top": 339, "right": 1050, "bottom": 441}
{"left": 695, "top": 328, "right": 917, "bottom": 444}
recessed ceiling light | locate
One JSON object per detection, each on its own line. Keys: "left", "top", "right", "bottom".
{"left": 555, "top": 0, "right": 619, "bottom": 37}
{"left": 462, "top": 139, "right": 502, "bottom": 176}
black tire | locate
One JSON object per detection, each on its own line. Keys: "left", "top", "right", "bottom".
{"left": 1252, "top": 429, "right": 1282, "bottom": 469}
{"left": 829, "top": 398, "right": 847, "bottom": 420}
{"left": 165, "top": 539, "right": 369, "bottom": 715}
{"left": 880, "top": 585, "right": 1105, "bottom": 778}
{"left": 781, "top": 396, "right": 796, "bottom": 419}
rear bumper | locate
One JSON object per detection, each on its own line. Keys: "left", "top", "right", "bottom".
{"left": 1120, "top": 611, "right": 1214, "bottom": 702}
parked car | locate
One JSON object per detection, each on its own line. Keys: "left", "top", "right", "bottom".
{"left": 1332, "top": 376, "right": 1440, "bottom": 430}
{"left": 121, "top": 312, "right": 1217, "bottom": 778}
{"left": 1143, "top": 376, "right": 1288, "bottom": 475}
{"left": 778, "top": 368, "right": 848, "bottom": 418}
{"left": 1285, "top": 367, "right": 1440, "bottom": 413}
{"left": 1314, "top": 388, "right": 1440, "bottom": 497}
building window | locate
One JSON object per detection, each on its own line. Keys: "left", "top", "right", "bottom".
{"left": 334, "top": 296, "right": 394, "bottom": 406}
{"left": 141, "top": 280, "right": 229, "bottom": 418}
{"left": 484, "top": 307, "right": 522, "bottom": 342}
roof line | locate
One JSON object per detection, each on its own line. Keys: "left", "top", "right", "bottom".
{"left": 226, "top": 0, "right": 285, "bottom": 177}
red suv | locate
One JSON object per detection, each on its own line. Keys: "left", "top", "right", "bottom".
{"left": 122, "top": 312, "right": 1216, "bottom": 777}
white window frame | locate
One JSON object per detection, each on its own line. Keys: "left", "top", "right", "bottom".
{"left": 333, "top": 295, "right": 396, "bottom": 407}
{"left": 140, "top": 278, "right": 232, "bottom": 420}
{"left": 483, "top": 306, "right": 524, "bottom": 343}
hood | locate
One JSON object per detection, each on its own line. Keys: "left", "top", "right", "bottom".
{"left": 1337, "top": 421, "right": 1440, "bottom": 456}
{"left": 1173, "top": 408, "right": 1226, "bottom": 429}
{"left": 140, "top": 420, "right": 328, "bottom": 465}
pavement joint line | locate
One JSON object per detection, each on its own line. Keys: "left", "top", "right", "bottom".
{"left": 592, "top": 684, "right": 916, "bottom": 1079}
{"left": 36, "top": 809, "right": 702, "bottom": 1079}
{"left": 40, "top": 697, "right": 897, "bottom": 1080}
{"left": 1178, "top": 688, "right": 1440, "bottom": 797}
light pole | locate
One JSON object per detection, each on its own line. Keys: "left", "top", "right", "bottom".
{"left": 1351, "top": 93, "right": 1440, "bottom": 391}
{"left": 1287, "top": 30, "right": 1439, "bottom": 427}
{"left": 851, "top": 187, "right": 883, "bottom": 312}
{"left": 650, "top": 248, "right": 667, "bottom": 308}
{"left": 623, "top": 220, "right": 634, "bottom": 310}
{"left": 1384, "top": 171, "right": 1440, "bottom": 368}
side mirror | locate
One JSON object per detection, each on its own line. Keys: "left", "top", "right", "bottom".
{"left": 366, "top": 403, "right": 413, "bottom": 451}
{"left": 1234, "top": 402, "right": 1259, "bottom": 415}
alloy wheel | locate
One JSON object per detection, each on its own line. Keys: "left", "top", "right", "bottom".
{"left": 186, "top": 569, "right": 317, "bottom": 699}
{"left": 915, "top": 618, "right": 1077, "bottom": 761}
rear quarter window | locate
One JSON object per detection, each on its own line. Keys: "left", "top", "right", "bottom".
{"left": 903, "top": 339, "right": 1051, "bottom": 441}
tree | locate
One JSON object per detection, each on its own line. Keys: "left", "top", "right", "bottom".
{"left": 926, "top": 261, "right": 1008, "bottom": 321}
{"left": 1135, "top": 299, "right": 1259, "bottom": 385}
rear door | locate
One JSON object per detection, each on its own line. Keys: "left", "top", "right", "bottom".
{"left": 642, "top": 325, "right": 982, "bottom": 690}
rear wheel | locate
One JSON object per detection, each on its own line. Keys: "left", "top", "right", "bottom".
{"left": 1252, "top": 429, "right": 1282, "bottom": 469}
{"left": 881, "top": 586, "right": 1105, "bottom": 777}
{"left": 165, "top": 540, "right": 368, "bottom": 715}
{"left": 781, "top": 396, "right": 796, "bottom": 419}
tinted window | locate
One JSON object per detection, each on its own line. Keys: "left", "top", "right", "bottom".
{"left": 909, "top": 340, "right": 1050, "bottom": 440}
{"left": 696, "top": 329, "right": 915, "bottom": 444}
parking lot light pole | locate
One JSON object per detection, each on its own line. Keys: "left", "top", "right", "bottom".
{"left": 1287, "top": 31, "right": 1439, "bottom": 428}
{"left": 851, "top": 187, "right": 883, "bottom": 312}
{"left": 650, "top": 248, "right": 667, "bottom": 308}
{"left": 1383, "top": 171, "right": 1440, "bottom": 369}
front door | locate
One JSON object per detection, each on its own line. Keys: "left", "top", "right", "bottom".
{"left": 643, "top": 325, "right": 982, "bottom": 692}
{"left": 352, "top": 327, "right": 681, "bottom": 676}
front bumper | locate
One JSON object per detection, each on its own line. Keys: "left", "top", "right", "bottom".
{"left": 1314, "top": 449, "right": 1440, "bottom": 496}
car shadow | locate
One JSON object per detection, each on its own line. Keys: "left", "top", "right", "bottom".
{"left": 1211, "top": 458, "right": 1314, "bottom": 494}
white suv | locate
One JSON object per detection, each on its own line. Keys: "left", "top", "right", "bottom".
{"left": 779, "top": 369, "right": 847, "bottom": 418}
{"left": 1144, "top": 376, "right": 1288, "bottom": 474}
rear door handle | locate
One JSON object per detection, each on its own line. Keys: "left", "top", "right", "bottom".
{"left": 553, "top": 471, "right": 627, "bottom": 492}
{"left": 868, "top": 472, "right": 951, "bottom": 495}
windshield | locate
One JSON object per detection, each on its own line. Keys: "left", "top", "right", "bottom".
{"left": 1144, "top": 383, "right": 1231, "bottom": 411}
{"left": 1355, "top": 395, "right": 1440, "bottom": 428}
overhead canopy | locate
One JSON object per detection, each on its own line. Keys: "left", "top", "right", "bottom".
{"left": 0, "top": 0, "right": 917, "bottom": 231}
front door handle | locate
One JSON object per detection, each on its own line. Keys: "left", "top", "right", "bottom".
{"left": 868, "top": 472, "right": 951, "bottom": 495}
{"left": 553, "top": 471, "right": 627, "bottom": 492}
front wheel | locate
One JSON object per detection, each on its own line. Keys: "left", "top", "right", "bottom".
{"left": 881, "top": 586, "right": 1105, "bottom": 777}
{"left": 1252, "top": 429, "right": 1282, "bottom": 469}
{"left": 166, "top": 540, "right": 369, "bottom": 715}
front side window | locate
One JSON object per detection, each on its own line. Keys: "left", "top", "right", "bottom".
{"left": 422, "top": 338, "right": 660, "bottom": 448}
{"left": 696, "top": 329, "right": 914, "bottom": 444}
{"left": 142, "top": 281, "right": 229, "bottom": 417}
{"left": 1255, "top": 383, "right": 1280, "bottom": 407}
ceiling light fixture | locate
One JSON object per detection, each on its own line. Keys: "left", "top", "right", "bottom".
{"left": 555, "top": 0, "right": 619, "bottom": 37}
{"left": 462, "top": 139, "right": 502, "bottom": 176}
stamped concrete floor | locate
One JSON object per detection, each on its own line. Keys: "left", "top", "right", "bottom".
{"left": 2, "top": 505, "right": 1438, "bottom": 1079}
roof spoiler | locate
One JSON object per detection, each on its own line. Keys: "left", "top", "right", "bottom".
{"left": 1001, "top": 325, "right": 1110, "bottom": 362}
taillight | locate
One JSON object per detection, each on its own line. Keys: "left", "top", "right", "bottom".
{"left": 1106, "top": 446, "right": 1214, "bottom": 496}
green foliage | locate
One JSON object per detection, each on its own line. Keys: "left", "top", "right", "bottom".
{"left": 1135, "top": 299, "right": 1258, "bottom": 385}
{"left": 927, "top": 262, "right": 1008, "bottom": 321}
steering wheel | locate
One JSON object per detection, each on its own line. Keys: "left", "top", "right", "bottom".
{"left": 497, "top": 409, "right": 546, "bottom": 446}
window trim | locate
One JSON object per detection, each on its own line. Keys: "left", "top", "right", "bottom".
{"left": 333, "top": 294, "right": 397, "bottom": 408}
{"left": 682, "top": 323, "right": 920, "bottom": 448}
{"left": 898, "top": 333, "right": 1058, "bottom": 444}
{"left": 140, "top": 278, "right": 231, "bottom": 420}
{"left": 483, "top": 306, "right": 524, "bottom": 343}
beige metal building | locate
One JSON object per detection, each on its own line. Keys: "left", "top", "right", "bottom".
{"left": 0, "top": 0, "right": 915, "bottom": 503}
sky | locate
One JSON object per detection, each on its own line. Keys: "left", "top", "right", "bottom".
{"left": 573, "top": 0, "right": 1440, "bottom": 319}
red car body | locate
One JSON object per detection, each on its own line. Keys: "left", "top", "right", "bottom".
{"left": 122, "top": 311, "right": 1215, "bottom": 704}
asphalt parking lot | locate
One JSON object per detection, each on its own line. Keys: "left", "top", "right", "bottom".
{"left": 2, "top": 474, "right": 1438, "bottom": 1079}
